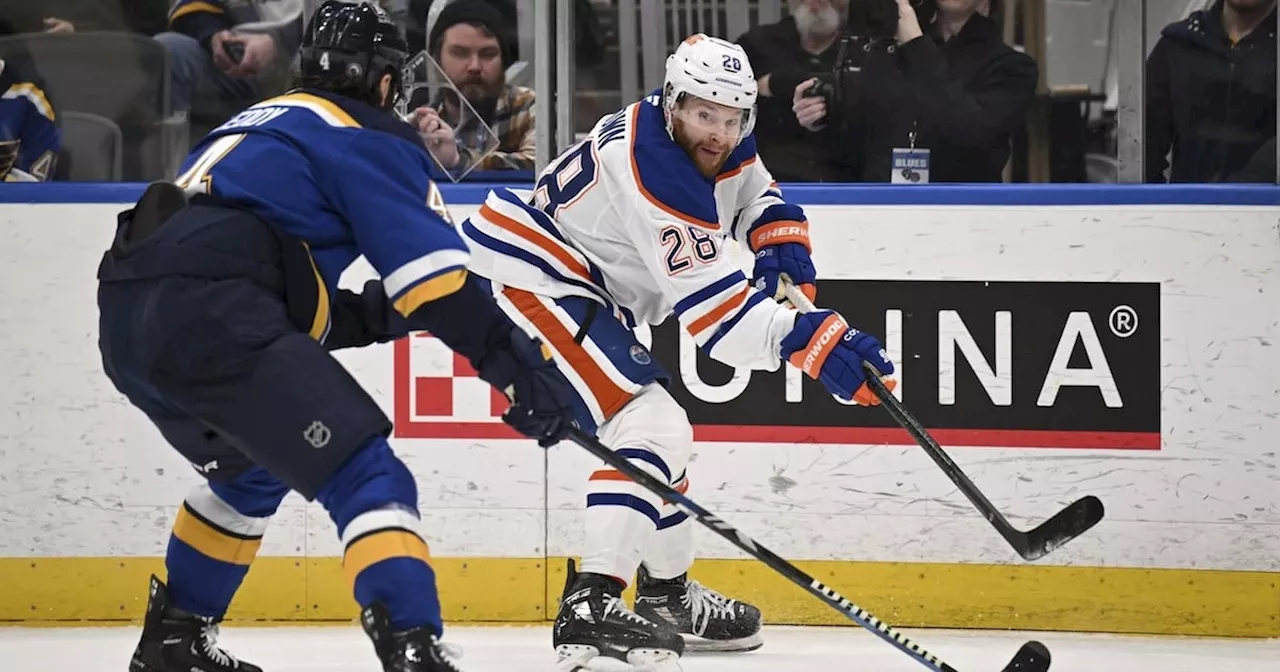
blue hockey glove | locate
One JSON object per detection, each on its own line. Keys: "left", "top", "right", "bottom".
{"left": 779, "top": 310, "right": 896, "bottom": 406}
{"left": 477, "top": 327, "right": 576, "bottom": 447}
{"left": 747, "top": 207, "right": 817, "bottom": 303}
{"left": 752, "top": 242, "right": 816, "bottom": 303}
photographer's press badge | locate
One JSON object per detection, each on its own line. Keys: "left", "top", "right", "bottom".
{"left": 891, "top": 147, "right": 930, "bottom": 184}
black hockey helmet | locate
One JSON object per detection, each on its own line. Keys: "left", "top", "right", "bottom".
{"left": 296, "top": 0, "right": 410, "bottom": 111}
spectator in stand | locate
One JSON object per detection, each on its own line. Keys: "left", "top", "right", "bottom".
{"left": 0, "top": 56, "right": 59, "bottom": 181}
{"left": 736, "top": 0, "right": 860, "bottom": 181}
{"left": 156, "top": 0, "right": 302, "bottom": 127}
{"left": 789, "top": 0, "right": 1037, "bottom": 183}
{"left": 409, "top": 0, "right": 535, "bottom": 175}
{"left": 405, "top": 0, "right": 606, "bottom": 70}
{"left": 1145, "top": 0, "right": 1276, "bottom": 182}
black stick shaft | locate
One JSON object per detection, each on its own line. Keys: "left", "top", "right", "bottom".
{"left": 782, "top": 284, "right": 1022, "bottom": 543}
{"left": 564, "top": 426, "right": 960, "bottom": 672}
{"left": 862, "top": 373, "right": 1021, "bottom": 540}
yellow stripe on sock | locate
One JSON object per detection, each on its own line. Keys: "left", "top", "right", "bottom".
{"left": 171, "top": 506, "right": 262, "bottom": 566}
{"left": 343, "top": 530, "right": 432, "bottom": 588}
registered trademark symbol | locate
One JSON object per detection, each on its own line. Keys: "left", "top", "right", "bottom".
{"left": 1109, "top": 305, "right": 1138, "bottom": 338}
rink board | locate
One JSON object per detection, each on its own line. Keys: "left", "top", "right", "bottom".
{"left": 2, "top": 556, "right": 1277, "bottom": 637}
{"left": 0, "top": 184, "right": 1278, "bottom": 637}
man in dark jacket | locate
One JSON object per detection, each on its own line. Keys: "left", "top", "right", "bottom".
{"left": 1145, "top": 0, "right": 1276, "bottom": 183}
{"left": 736, "top": 0, "right": 860, "bottom": 182}
{"left": 793, "top": 0, "right": 1038, "bottom": 182}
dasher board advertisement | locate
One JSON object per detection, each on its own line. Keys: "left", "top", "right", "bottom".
{"left": 395, "top": 279, "right": 1160, "bottom": 450}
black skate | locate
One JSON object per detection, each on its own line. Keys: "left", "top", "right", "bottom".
{"left": 361, "top": 602, "right": 466, "bottom": 672}
{"left": 634, "top": 564, "right": 763, "bottom": 653}
{"left": 553, "top": 559, "right": 684, "bottom": 671}
{"left": 128, "top": 575, "right": 262, "bottom": 672}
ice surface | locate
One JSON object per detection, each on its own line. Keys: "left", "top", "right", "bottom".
{"left": 1, "top": 624, "right": 1277, "bottom": 672}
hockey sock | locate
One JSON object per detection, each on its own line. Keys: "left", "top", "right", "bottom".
{"left": 581, "top": 447, "right": 672, "bottom": 585}
{"left": 643, "top": 471, "right": 695, "bottom": 581}
{"left": 165, "top": 468, "right": 288, "bottom": 618}
{"left": 315, "top": 435, "right": 440, "bottom": 634}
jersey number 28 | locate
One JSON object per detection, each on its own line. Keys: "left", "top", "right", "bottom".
{"left": 661, "top": 225, "right": 718, "bottom": 275}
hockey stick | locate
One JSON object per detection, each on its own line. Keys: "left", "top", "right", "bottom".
{"left": 563, "top": 425, "right": 1051, "bottom": 672}
{"left": 783, "top": 284, "right": 1105, "bottom": 561}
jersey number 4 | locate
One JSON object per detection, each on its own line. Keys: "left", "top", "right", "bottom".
{"left": 175, "top": 133, "right": 245, "bottom": 195}
{"left": 661, "top": 225, "right": 717, "bottom": 275}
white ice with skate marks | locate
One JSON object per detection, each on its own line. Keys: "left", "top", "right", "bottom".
{"left": 2, "top": 624, "right": 1278, "bottom": 672}
{"left": 0, "top": 203, "right": 1277, "bottom": 570}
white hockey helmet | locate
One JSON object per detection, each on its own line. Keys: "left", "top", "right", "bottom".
{"left": 662, "top": 34, "right": 758, "bottom": 145}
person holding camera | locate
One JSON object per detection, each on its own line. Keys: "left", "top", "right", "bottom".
{"left": 790, "top": 0, "right": 1038, "bottom": 183}
{"left": 736, "top": 0, "right": 861, "bottom": 181}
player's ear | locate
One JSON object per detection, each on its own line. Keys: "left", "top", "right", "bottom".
{"left": 378, "top": 72, "right": 392, "bottom": 107}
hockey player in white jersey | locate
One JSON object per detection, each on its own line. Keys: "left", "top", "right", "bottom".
{"left": 460, "top": 34, "right": 896, "bottom": 670}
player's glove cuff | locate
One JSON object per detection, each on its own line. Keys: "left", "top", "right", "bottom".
{"left": 748, "top": 218, "right": 811, "bottom": 253}
{"left": 746, "top": 204, "right": 811, "bottom": 252}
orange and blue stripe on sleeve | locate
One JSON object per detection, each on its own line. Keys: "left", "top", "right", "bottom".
{"left": 673, "top": 270, "right": 760, "bottom": 334}
{"left": 671, "top": 270, "right": 772, "bottom": 358}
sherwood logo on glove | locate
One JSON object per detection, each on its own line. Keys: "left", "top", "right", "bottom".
{"left": 793, "top": 314, "right": 849, "bottom": 376}
{"left": 651, "top": 279, "right": 1161, "bottom": 451}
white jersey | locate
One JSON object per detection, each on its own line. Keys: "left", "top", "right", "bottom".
{"left": 460, "top": 94, "right": 806, "bottom": 371}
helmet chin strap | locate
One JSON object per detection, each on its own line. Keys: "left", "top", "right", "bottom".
{"left": 662, "top": 97, "right": 677, "bottom": 144}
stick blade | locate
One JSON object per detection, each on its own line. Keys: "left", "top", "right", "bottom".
{"left": 1020, "top": 495, "right": 1105, "bottom": 561}
{"left": 1000, "top": 641, "right": 1051, "bottom": 672}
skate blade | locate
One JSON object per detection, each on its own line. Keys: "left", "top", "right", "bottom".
{"left": 555, "top": 644, "right": 682, "bottom": 672}
{"left": 681, "top": 630, "right": 763, "bottom": 653}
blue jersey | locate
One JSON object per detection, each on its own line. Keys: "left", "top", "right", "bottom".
{"left": 175, "top": 88, "right": 468, "bottom": 334}
{"left": 0, "top": 59, "right": 59, "bottom": 181}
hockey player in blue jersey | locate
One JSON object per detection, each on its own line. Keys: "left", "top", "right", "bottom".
{"left": 0, "top": 57, "right": 59, "bottom": 181}
{"left": 95, "top": 3, "right": 576, "bottom": 672}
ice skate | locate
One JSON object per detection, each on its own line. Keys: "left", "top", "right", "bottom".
{"left": 361, "top": 602, "right": 466, "bottom": 672}
{"left": 553, "top": 559, "right": 684, "bottom": 671}
{"left": 633, "top": 564, "right": 763, "bottom": 652}
{"left": 128, "top": 575, "right": 262, "bottom": 672}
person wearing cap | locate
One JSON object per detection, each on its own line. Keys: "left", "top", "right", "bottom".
{"left": 410, "top": 0, "right": 535, "bottom": 174}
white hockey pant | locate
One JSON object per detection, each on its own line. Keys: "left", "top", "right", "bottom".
{"left": 583, "top": 382, "right": 696, "bottom": 584}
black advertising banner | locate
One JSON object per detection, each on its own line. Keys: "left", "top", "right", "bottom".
{"left": 648, "top": 280, "right": 1161, "bottom": 450}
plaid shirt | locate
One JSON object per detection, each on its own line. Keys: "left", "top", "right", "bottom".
{"left": 434, "top": 85, "right": 536, "bottom": 172}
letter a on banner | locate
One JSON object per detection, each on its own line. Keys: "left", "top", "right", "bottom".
{"left": 1038, "top": 312, "right": 1122, "bottom": 408}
